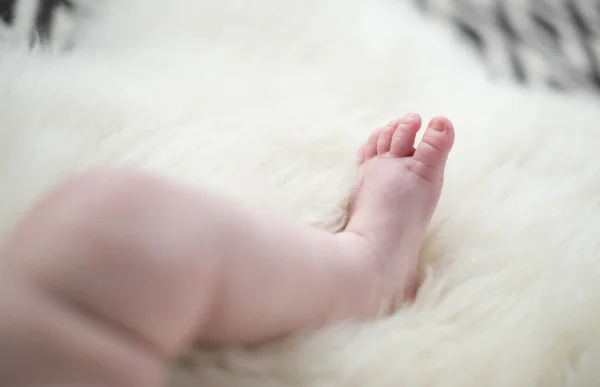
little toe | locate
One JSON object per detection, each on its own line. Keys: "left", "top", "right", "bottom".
{"left": 411, "top": 116, "right": 455, "bottom": 183}
{"left": 390, "top": 113, "right": 422, "bottom": 158}
{"left": 356, "top": 145, "right": 366, "bottom": 165}
{"left": 376, "top": 118, "right": 401, "bottom": 155}
{"left": 364, "top": 126, "right": 385, "bottom": 161}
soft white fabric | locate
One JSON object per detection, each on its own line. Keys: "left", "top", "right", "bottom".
{"left": 2, "top": 1, "right": 600, "bottom": 386}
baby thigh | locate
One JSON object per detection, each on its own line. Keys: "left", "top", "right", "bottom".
{"left": 0, "top": 168, "right": 208, "bottom": 386}
{"left": 0, "top": 263, "right": 166, "bottom": 387}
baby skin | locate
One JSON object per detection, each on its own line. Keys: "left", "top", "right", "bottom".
{"left": 0, "top": 113, "right": 454, "bottom": 387}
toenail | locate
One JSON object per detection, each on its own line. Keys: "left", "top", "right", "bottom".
{"left": 431, "top": 118, "right": 446, "bottom": 132}
{"left": 406, "top": 112, "right": 419, "bottom": 121}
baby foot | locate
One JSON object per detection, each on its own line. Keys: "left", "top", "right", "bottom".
{"left": 344, "top": 113, "right": 455, "bottom": 305}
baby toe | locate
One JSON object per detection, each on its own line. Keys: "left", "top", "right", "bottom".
{"left": 376, "top": 119, "right": 401, "bottom": 155}
{"left": 364, "top": 126, "right": 385, "bottom": 161}
{"left": 390, "top": 113, "right": 421, "bottom": 158}
{"left": 410, "top": 116, "right": 455, "bottom": 183}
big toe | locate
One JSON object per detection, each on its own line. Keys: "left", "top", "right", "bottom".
{"left": 411, "top": 117, "right": 455, "bottom": 183}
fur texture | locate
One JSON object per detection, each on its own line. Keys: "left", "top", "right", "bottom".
{"left": 421, "top": 0, "right": 600, "bottom": 91}
{"left": 2, "top": 0, "right": 600, "bottom": 386}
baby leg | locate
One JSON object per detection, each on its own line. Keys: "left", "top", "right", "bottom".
{"left": 0, "top": 113, "right": 454, "bottom": 387}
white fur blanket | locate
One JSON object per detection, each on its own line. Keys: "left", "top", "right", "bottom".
{"left": 2, "top": 1, "right": 600, "bottom": 386}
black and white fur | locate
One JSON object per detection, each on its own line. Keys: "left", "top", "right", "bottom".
{"left": 0, "top": 0, "right": 93, "bottom": 49}
{"left": 3, "top": 0, "right": 600, "bottom": 93}
{"left": 418, "top": 0, "right": 600, "bottom": 92}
